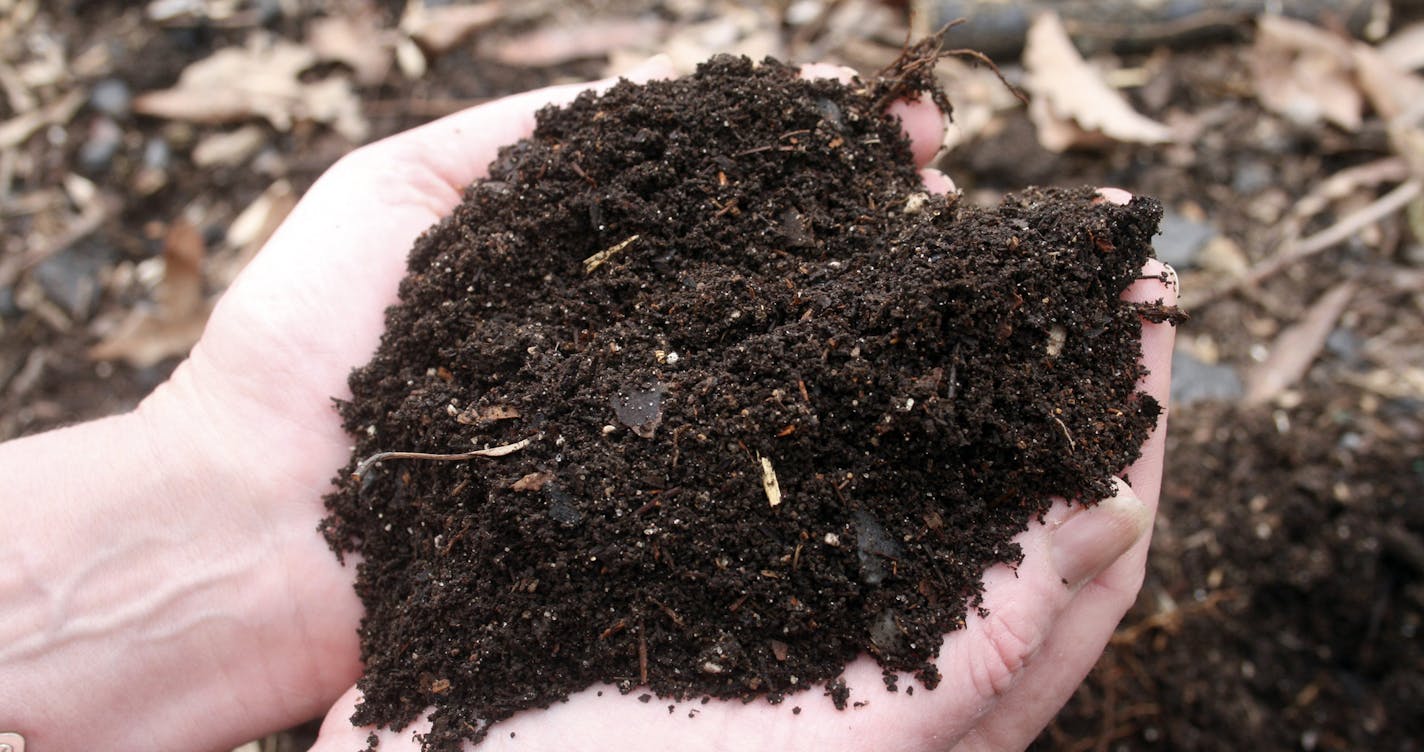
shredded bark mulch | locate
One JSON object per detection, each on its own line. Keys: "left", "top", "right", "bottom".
{"left": 320, "top": 50, "right": 1168, "bottom": 750}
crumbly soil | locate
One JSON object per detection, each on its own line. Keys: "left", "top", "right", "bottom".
{"left": 319, "top": 52, "right": 1166, "bottom": 750}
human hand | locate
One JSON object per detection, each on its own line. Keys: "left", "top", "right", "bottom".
{"left": 0, "top": 54, "right": 1170, "bottom": 752}
{"left": 293, "top": 75, "right": 1176, "bottom": 751}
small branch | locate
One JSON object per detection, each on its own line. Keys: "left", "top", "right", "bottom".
{"left": 1186, "top": 178, "right": 1421, "bottom": 309}
{"left": 1051, "top": 415, "right": 1076, "bottom": 450}
{"left": 758, "top": 453, "right": 783, "bottom": 507}
{"left": 352, "top": 437, "right": 532, "bottom": 480}
{"left": 583, "top": 235, "right": 640, "bottom": 274}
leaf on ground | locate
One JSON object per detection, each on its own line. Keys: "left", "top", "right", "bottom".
{"left": 213, "top": 179, "right": 298, "bottom": 287}
{"left": 0, "top": 89, "right": 83, "bottom": 148}
{"left": 1023, "top": 12, "right": 1171, "bottom": 152}
{"left": 1379, "top": 20, "right": 1424, "bottom": 72}
{"left": 1249, "top": 15, "right": 1361, "bottom": 131}
{"left": 133, "top": 33, "right": 368, "bottom": 141}
{"left": 191, "top": 124, "right": 267, "bottom": 168}
{"left": 307, "top": 12, "right": 393, "bottom": 85}
{"left": 936, "top": 57, "right": 1024, "bottom": 153}
{"left": 1243, "top": 281, "right": 1357, "bottom": 405}
{"left": 402, "top": 0, "right": 503, "bottom": 55}
{"left": 90, "top": 219, "right": 213, "bottom": 367}
{"left": 1352, "top": 42, "right": 1424, "bottom": 123}
{"left": 484, "top": 16, "right": 665, "bottom": 67}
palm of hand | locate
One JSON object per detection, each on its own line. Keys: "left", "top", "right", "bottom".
{"left": 164, "top": 59, "right": 1174, "bottom": 751}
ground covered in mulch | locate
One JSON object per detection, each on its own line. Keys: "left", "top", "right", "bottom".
{"left": 319, "top": 53, "right": 1165, "bottom": 749}
{"left": 7, "top": 3, "right": 1424, "bottom": 752}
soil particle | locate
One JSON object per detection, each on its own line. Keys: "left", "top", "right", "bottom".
{"left": 321, "top": 51, "right": 1168, "bottom": 750}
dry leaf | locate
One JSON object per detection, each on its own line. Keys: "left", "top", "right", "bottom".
{"left": 936, "top": 57, "right": 1022, "bottom": 153}
{"left": 307, "top": 13, "right": 393, "bottom": 85}
{"left": 192, "top": 124, "right": 266, "bottom": 168}
{"left": 394, "top": 36, "right": 428, "bottom": 79}
{"left": 1352, "top": 42, "right": 1424, "bottom": 122}
{"left": 647, "top": 10, "right": 776, "bottom": 75}
{"left": 511, "top": 471, "right": 554, "bottom": 492}
{"left": 1243, "top": 281, "right": 1356, "bottom": 405}
{"left": 133, "top": 33, "right": 368, "bottom": 142}
{"left": 0, "top": 89, "right": 83, "bottom": 148}
{"left": 90, "top": 219, "right": 213, "bottom": 367}
{"left": 402, "top": 0, "right": 502, "bottom": 55}
{"left": 1379, "top": 20, "right": 1424, "bottom": 72}
{"left": 213, "top": 179, "right": 297, "bottom": 287}
{"left": 1023, "top": 12, "right": 1171, "bottom": 152}
{"left": 1250, "top": 15, "right": 1361, "bottom": 130}
{"left": 485, "top": 17, "right": 665, "bottom": 67}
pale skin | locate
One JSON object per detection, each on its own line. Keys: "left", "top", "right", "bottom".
{"left": 0, "top": 57, "right": 1176, "bottom": 751}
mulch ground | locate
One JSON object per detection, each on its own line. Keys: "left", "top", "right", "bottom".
{"left": 4, "top": 2, "right": 1421, "bottom": 750}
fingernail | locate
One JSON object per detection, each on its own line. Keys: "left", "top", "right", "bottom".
{"left": 1162, "top": 263, "right": 1180, "bottom": 300}
{"left": 623, "top": 54, "right": 676, "bottom": 83}
{"left": 1049, "top": 478, "right": 1150, "bottom": 589}
{"left": 1093, "top": 187, "right": 1133, "bottom": 206}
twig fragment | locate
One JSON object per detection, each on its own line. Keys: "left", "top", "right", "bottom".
{"left": 1187, "top": 179, "right": 1421, "bottom": 308}
{"left": 583, "top": 235, "right": 640, "bottom": 273}
{"left": 352, "top": 437, "right": 532, "bottom": 480}
{"left": 758, "top": 453, "right": 783, "bottom": 507}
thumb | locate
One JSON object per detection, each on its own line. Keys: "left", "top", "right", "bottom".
{"left": 1049, "top": 478, "right": 1151, "bottom": 590}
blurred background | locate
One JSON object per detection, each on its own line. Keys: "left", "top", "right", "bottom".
{"left": 1, "top": 0, "right": 1421, "bottom": 749}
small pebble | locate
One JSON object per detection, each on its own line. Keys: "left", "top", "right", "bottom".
{"left": 31, "top": 239, "right": 114, "bottom": 321}
{"left": 1170, "top": 349, "right": 1243, "bottom": 406}
{"left": 1154, "top": 209, "right": 1217, "bottom": 269}
{"left": 78, "top": 117, "right": 124, "bottom": 172}
{"left": 0, "top": 285, "right": 18, "bottom": 319}
{"left": 89, "top": 78, "right": 132, "bottom": 118}
{"left": 143, "top": 137, "right": 172, "bottom": 170}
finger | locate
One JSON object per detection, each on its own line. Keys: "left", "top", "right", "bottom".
{"left": 920, "top": 167, "right": 957, "bottom": 195}
{"left": 951, "top": 559, "right": 1145, "bottom": 752}
{"left": 311, "top": 681, "right": 879, "bottom": 752}
{"left": 954, "top": 258, "right": 1180, "bottom": 750}
{"left": 799, "top": 62, "right": 947, "bottom": 169}
{"left": 799, "top": 62, "right": 858, "bottom": 84}
{"left": 887, "top": 96, "right": 947, "bottom": 168}
{"left": 1094, "top": 186, "right": 1133, "bottom": 206}
{"left": 1119, "top": 257, "right": 1178, "bottom": 512}
{"left": 864, "top": 480, "right": 1148, "bottom": 744}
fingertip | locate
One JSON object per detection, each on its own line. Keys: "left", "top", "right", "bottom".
{"left": 920, "top": 167, "right": 957, "bottom": 195}
{"left": 1049, "top": 479, "right": 1150, "bottom": 590}
{"left": 1094, "top": 187, "right": 1133, "bottom": 206}
{"left": 622, "top": 53, "right": 677, "bottom": 84}
{"left": 798, "top": 62, "right": 858, "bottom": 84}
{"left": 887, "top": 96, "right": 947, "bottom": 167}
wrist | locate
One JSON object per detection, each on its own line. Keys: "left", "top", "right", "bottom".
{"left": 0, "top": 367, "right": 359, "bottom": 750}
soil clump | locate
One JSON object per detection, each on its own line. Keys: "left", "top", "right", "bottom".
{"left": 320, "top": 50, "right": 1169, "bottom": 750}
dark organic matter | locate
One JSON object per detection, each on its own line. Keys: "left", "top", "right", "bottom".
{"left": 321, "top": 50, "right": 1167, "bottom": 751}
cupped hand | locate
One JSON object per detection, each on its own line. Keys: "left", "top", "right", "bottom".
{"left": 276, "top": 69, "right": 1171, "bottom": 751}
{"left": 140, "top": 55, "right": 1173, "bottom": 750}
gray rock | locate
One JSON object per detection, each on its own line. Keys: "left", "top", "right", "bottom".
{"left": 1232, "top": 160, "right": 1274, "bottom": 195}
{"left": 1171, "top": 349, "right": 1243, "bottom": 406}
{"left": 1325, "top": 327, "right": 1363, "bottom": 364}
{"left": 142, "top": 137, "right": 171, "bottom": 171}
{"left": 31, "top": 238, "right": 115, "bottom": 322}
{"left": 612, "top": 381, "right": 665, "bottom": 438}
{"left": 89, "top": 78, "right": 132, "bottom": 118}
{"left": 0, "top": 285, "right": 16, "bottom": 319}
{"left": 1403, "top": 243, "right": 1424, "bottom": 267}
{"left": 1155, "top": 210, "right": 1217, "bottom": 269}
{"left": 854, "top": 509, "right": 903, "bottom": 585}
{"left": 78, "top": 117, "right": 123, "bottom": 172}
